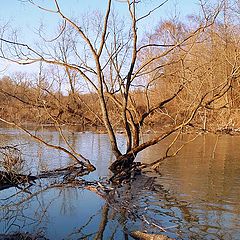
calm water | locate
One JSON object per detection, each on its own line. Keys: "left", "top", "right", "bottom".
{"left": 0, "top": 128, "right": 240, "bottom": 239}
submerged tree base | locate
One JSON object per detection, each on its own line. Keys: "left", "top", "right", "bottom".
{"left": 109, "top": 154, "right": 135, "bottom": 173}
{"left": 109, "top": 159, "right": 142, "bottom": 185}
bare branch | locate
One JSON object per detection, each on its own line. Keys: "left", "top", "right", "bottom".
{"left": 137, "top": 0, "right": 169, "bottom": 22}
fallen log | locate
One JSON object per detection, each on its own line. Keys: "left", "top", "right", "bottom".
{"left": 0, "top": 232, "right": 48, "bottom": 240}
{"left": 0, "top": 170, "right": 37, "bottom": 189}
{"left": 0, "top": 164, "right": 92, "bottom": 191}
{"left": 130, "top": 231, "right": 174, "bottom": 240}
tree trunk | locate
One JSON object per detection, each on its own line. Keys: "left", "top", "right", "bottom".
{"left": 109, "top": 154, "right": 135, "bottom": 174}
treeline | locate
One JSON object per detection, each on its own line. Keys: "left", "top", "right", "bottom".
{"left": 0, "top": 75, "right": 103, "bottom": 129}
{"left": 138, "top": 17, "right": 240, "bottom": 133}
{"left": 0, "top": 17, "right": 239, "bottom": 133}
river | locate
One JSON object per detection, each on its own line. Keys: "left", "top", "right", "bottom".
{"left": 0, "top": 127, "right": 240, "bottom": 239}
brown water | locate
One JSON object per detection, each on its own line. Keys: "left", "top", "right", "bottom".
{"left": 140, "top": 134, "right": 240, "bottom": 239}
{"left": 0, "top": 128, "right": 240, "bottom": 239}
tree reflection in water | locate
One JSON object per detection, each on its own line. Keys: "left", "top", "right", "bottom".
{"left": 0, "top": 172, "right": 207, "bottom": 240}
{"left": 1, "top": 137, "right": 240, "bottom": 239}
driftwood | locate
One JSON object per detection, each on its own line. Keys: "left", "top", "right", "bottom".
{"left": 130, "top": 231, "right": 173, "bottom": 240}
{"left": 0, "top": 164, "right": 89, "bottom": 190}
{"left": 38, "top": 164, "right": 86, "bottom": 179}
{"left": 0, "top": 232, "right": 48, "bottom": 240}
{"left": 0, "top": 170, "right": 37, "bottom": 190}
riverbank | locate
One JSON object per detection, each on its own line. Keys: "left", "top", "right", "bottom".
{"left": 1, "top": 120, "right": 240, "bottom": 136}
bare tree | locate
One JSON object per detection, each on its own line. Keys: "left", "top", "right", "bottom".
{"left": 0, "top": 0, "right": 232, "bottom": 177}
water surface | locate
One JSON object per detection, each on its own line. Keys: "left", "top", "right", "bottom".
{"left": 0, "top": 128, "right": 239, "bottom": 239}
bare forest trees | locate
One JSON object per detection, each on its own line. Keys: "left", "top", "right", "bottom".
{"left": 0, "top": 0, "right": 239, "bottom": 175}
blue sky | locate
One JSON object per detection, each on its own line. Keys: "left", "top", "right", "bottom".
{"left": 0, "top": 0, "right": 200, "bottom": 75}
{"left": 0, "top": 0, "right": 200, "bottom": 27}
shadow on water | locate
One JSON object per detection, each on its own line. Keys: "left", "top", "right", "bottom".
{"left": 0, "top": 128, "right": 240, "bottom": 239}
